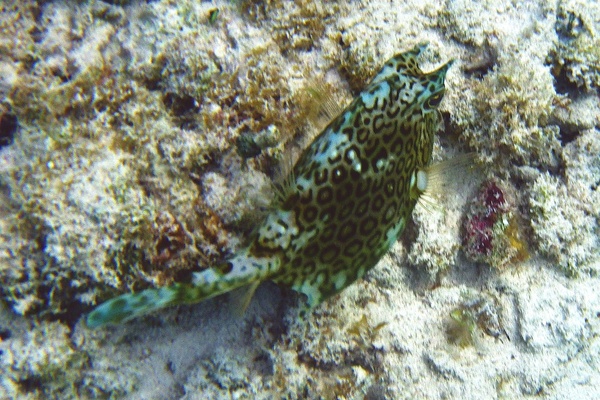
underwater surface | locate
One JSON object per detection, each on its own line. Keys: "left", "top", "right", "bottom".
{"left": 0, "top": 0, "right": 599, "bottom": 398}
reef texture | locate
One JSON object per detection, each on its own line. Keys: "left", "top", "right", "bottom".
{"left": 0, "top": 0, "right": 599, "bottom": 398}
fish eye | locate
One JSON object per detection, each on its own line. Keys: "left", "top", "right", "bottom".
{"left": 426, "top": 92, "right": 443, "bottom": 109}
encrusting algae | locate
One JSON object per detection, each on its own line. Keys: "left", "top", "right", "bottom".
{"left": 87, "top": 44, "right": 454, "bottom": 328}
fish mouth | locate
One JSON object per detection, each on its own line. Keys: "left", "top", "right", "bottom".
{"left": 440, "top": 58, "right": 455, "bottom": 73}
{"left": 429, "top": 59, "right": 454, "bottom": 80}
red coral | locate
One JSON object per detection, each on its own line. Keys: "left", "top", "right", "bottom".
{"left": 464, "top": 181, "right": 507, "bottom": 258}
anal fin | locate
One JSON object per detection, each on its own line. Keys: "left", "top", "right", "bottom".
{"left": 229, "top": 280, "right": 261, "bottom": 317}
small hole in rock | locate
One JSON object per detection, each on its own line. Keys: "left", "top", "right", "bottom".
{"left": 0, "top": 112, "right": 17, "bottom": 148}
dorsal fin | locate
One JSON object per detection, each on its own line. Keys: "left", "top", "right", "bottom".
{"left": 301, "top": 79, "right": 348, "bottom": 131}
{"left": 271, "top": 151, "right": 297, "bottom": 208}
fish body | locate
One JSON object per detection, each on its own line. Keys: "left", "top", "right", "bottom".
{"left": 87, "top": 44, "right": 452, "bottom": 328}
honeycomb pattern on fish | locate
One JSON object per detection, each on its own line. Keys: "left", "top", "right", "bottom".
{"left": 260, "top": 44, "right": 452, "bottom": 305}
{"left": 87, "top": 44, "right": 452, "bottom": 327}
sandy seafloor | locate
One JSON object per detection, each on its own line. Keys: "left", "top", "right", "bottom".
{"left": 0, "top": 0, "right": 599, "bottom": 399}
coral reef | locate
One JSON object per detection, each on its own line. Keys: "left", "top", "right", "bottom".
{"left": 548, "top": 0, "right": 600, "bottom": 91}
{"left": 442, "top": 1, "right": 564, "bottom": 173}
{"left": 0, "top": 2, "right": 173, "bottom": 316}
{"left": 438, "top": 0, "right": 500, "bottom": 47}
{"left": 0, "top": 317, "right": 89, "bottom": 399}
{"left": 453, "top": 54, "right": 561, "bottom": 170}
{"left": 527, "top": 123, "right": 598, "bottom": 276}
{"left": 407, "top": 205, "right": 461, "bottom": 280}
{"left": 0, "top": 0, "right": 315, "bottom": 318}
{"left": 529, "top": 162, "right": 599, "bottom": 276}
{"left": 243, "top": 0, "right": 341, "bottom": 55}
{"left": 0, "top": 0, "right": 599, "bottom": 398}
{"left": 516, "top": 276, "right": 600, "bottom": 360}
{"left": 268, "top": 284, "right": 391, "bottom": 399}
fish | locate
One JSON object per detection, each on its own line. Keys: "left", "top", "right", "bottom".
{"left": 86, "top": 44, "right": 453, "bottom": 328}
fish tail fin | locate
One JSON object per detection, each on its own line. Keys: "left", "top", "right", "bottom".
{"left": 86, "top": 251, "right": 279, "bottom": 328}
{"left": 86, "top": 283, "right": 208, "bottom": 328}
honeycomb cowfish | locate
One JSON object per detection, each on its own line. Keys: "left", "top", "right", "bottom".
{"left": 87, "top": 44, "right": 453, "bottom": 328}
